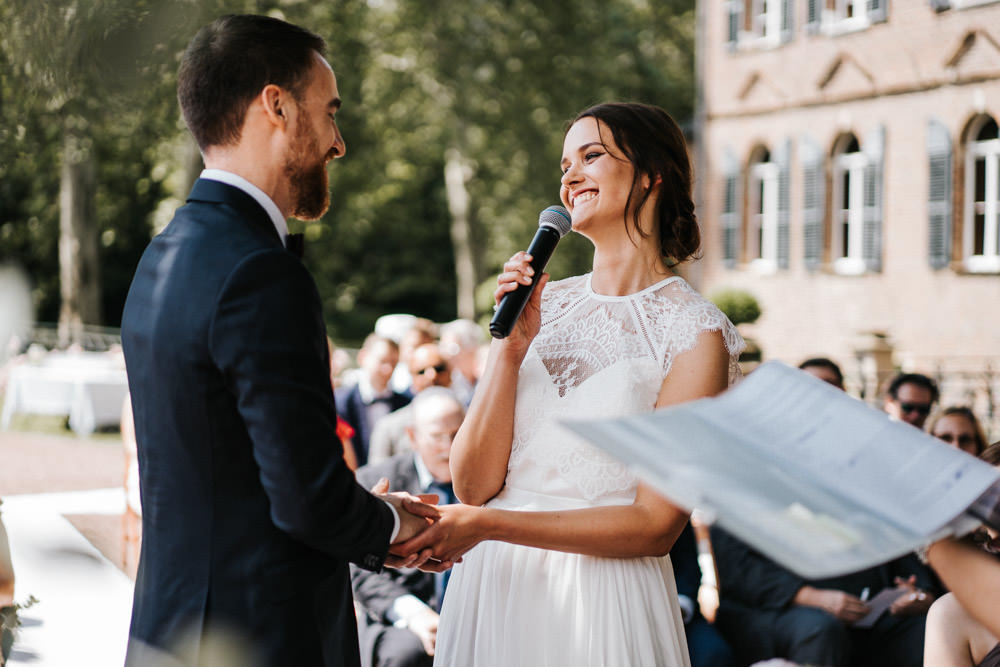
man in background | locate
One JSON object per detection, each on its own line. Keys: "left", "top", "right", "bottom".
{"left": 336, "top": 334, "right": 412, "bottom": 467}
{"left": 368, "top": 343, "right": 452, "bottom": 463}
{"left": 352, "top": 388, "right": 465, "bottom": 667}
{"left": 883, "top": 372, "right": 939, "bottom": 430}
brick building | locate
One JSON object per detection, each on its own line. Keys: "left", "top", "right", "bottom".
{"left": 693, "top": 0, "right": 1000, "bottom": 424}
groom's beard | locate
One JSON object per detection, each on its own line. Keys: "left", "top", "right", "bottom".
{"left": 285, "top": 122, "right": 332, "bottom": 221}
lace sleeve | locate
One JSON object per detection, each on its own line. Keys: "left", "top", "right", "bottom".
{"left": 642, "top": 280, "right": 745, "bottom": 386}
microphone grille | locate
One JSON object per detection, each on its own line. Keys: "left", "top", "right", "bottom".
{"left": 538, "top": 205, "right": 572, "bottom": 238}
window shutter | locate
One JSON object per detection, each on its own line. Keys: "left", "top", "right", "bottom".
{"left": 867, "top": 0, "right": 888, "bottom": 23}
{"left": 781, "top": 0, "right": 794, "bottom": 42}
{"left": 775, "top": 140, "right": 792, "bottom": 269}
{"left": 727, "top": 1, "right": 742, "bottom": 47}
{"left": 806, "top": 0, "right": 821, "bottom": 32}
{"left": 862, "top": 125, "right": 885, "bottom": 273}
{"left": 721, "top": 150, "right": 742, "bottom": 268}
{"left": 801, "top": 135, "right": 825, "bottom": 271}
{"left": 929, "top": 0, "right": 951, "bottom": 11}
{"left": 927, "top": 119, "right": 953, "bottom": 270}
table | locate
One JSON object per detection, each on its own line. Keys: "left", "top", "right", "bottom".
{"left": 1, "top": 352, "right": 129, "bottom": 436}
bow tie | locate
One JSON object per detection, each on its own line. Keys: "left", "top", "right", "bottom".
{"left": 286, "top": 233, "right": 305, "bottom": 259}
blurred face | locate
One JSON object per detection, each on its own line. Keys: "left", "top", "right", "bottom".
{"left": 885, "top": 383, "right": 934, "bottom": 429}
{"left": 802, "top": 365, "right": 844, "bottom": 390}
{"left": 361, "top": 341, "right": 398, "bottom": 392}
{"left": 409, "top": 398, "right": 464, "bottom": 483}
{"left": 559, "top": 117, "right": 640, "bottom": 237}
{"left": 932, "top": 414, "right": 980, "bottom": 456}
{"left": 409, "top": 344, "right": 451, "bottom": 393}
{"left": 283, "top": 52, "right": 346, "bottom": 220}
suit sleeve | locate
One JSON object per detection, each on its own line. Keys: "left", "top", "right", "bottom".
{"left": 350, "top": 459, "right": 425, "bottom": 619}
{"left": 210, "top": 247, "right": 393, "bottom": 568}
{"left": 670, "top": 521, "right": 702, "bottom": 601}
{"left": 711, "top": 525, "right": 805, "bottom": 610}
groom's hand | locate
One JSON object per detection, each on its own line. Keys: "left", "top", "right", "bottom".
{"left": 372, "top": 478, "right": 449, "bottom": 569}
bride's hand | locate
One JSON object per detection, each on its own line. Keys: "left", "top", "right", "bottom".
{"left": 494, "top": 252, "right": 549, "bottom": 353}
{"left": 394, "top": 503, "right": 486, "bottom": 565}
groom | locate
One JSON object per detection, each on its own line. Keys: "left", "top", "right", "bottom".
{"left": 122, "top": 15, "right": 438, "bottom": 667}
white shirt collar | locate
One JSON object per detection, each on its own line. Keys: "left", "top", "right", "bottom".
{"left": 413, "top": 453, "right": 436, "bottom": 491}
{"left": 357, "top": 375, "right": 393, "bottom": 404}
{"left": 200, "top": 169, "right": 288, "bottom": 245}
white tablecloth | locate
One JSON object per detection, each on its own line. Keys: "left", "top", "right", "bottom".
{"left": 1, "top": 353, "right": 128, "bottom": 436}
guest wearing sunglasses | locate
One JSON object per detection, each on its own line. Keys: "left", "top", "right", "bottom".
{"left": 369, "top": 343, "right": 453, "bottom": 464}
{"left": 883, "top": 373, "right": 939, "bottom": 430}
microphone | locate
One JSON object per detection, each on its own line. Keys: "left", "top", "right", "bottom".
{"left": 489, "top": 205, "right": 572, "bottom": 339}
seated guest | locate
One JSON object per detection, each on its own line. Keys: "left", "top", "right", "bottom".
{"left": 389, "top": 317, "right": 438, "bottom": 396}
{"left": 670, "top": 521, "right": 737, "bottom": 667}
{"left": 368, "top": 343, "right": 452, "bottom": 464}
{"left": 335, "top": 334, "right": 411, "bottom": 467}
{"left": 883, "top": 372, "right": 939, "bottom": 430}
{"left": 798, "top": 357, "right": 845, "bottom": 390}
{"left": 711, "top": 525, "right": 941, "bottom": 667}
{"left": 438, "top": 318, "right": 485, "bottom": 406}
{"left": 351, "top": 388, "right": 464, "bottom": 667}
{"left": 927, "top": 406, "right": 989, "bottom": 458}
{"left": 923, "top": 443, "right": 1000, "bottom": 667}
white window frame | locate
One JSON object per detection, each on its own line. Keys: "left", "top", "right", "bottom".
{"left": 822, "top": 0, "right": 871, "bottom": 35}
{"left": 749, "top": 160, "right": 779, "bottom": 273}
{"left": 964, "top": 130, "right": 1000, "bottom": 273}
{"left": 833, "top": 151, "right": 867, "bottom": 275}
{"left": 750, "top": 0, "right": 783, "bottom": 46}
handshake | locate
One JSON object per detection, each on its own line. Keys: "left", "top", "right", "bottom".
{"left": 372, "top": 478, "right": 478, "bottom": 572}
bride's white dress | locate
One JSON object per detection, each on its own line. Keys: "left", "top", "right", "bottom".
{"left": 434, "top": 273, "right": 744, "bottom": 667}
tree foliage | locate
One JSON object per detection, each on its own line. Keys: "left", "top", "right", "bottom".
{"left": 0, "top": 0, "right": 696, "bottom": 344}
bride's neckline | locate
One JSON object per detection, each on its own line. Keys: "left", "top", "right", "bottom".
{"left": 584, "top": 272, "right": 682, "bottom": 300}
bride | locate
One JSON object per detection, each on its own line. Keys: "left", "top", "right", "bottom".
{"left": 400, "top": 102, "right": 744, "bottom": 666}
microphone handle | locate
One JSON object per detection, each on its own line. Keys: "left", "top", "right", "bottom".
{"left": 489, "top": 226, "right": 562, "bottom": 339}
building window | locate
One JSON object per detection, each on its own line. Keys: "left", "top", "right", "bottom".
{"left": 964, "top": 116, "right": 1000, "bottom": 272}
{"left": 727, "top": 0, "right": 792, "bottom": 49}
{"left": 808, "top": 0, "right": 887, "bottom": 34}
{"left": 832, "top": 135, "right": 867, "bottom": 274}
{"left": 751, "top": 0, "right": 784, "bottom": 43}
{"left": 749, "top": 149, "right": 779, "bottom": 272}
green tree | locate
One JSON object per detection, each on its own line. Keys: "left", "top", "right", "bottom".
{"left": 305, "top": 0, "right": 697, "bottom": 341}
{"left": 0, "top": 0, "right": 697, "bottom": 346}
{"left": 0, "top": 0, "right": 204, "bottom": 338}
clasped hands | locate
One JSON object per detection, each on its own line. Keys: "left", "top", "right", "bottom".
{"left": 373, "top": 478, "right": 483, "bottom": 572}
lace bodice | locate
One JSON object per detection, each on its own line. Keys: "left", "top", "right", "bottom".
{"left": 504, "top": 273, "right": 745, "bottom": 504}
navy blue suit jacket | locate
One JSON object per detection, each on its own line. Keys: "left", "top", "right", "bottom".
{"left": 334, "top": 383, "right": 411, "bottom": 467}
{"left": 121, "top": 179, "right": 395, "bottom": 666}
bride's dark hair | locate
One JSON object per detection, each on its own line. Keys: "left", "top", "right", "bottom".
{"left": 570, "top": 103, "right": 700, "bottom": 264}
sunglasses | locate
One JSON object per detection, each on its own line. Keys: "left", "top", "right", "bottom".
{"left": 899, "top": 402, "right": 932, "bottom": 416}
{"left": 416, "top": 363, "right": 448, "bottom": 376}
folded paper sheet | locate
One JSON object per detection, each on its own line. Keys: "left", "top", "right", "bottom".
{"left": 563, "top": 361, "right": 999, "bottom": 578}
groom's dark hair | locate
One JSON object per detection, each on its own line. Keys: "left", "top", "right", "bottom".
{"left": 178, "top": 14, "right": 327, "bottom": 150}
